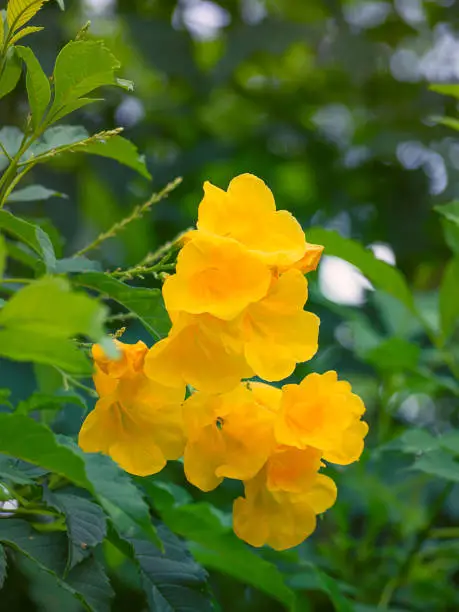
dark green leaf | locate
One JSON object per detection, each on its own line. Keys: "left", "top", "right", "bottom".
{"left": 439, "top": 431, "right": 459, "bottom": 456}
{"left": 0, "top": 232, "right": 5, "bottom": 279}
{"left": 131, "top": 524, "right": 213, "bottom": 612}
{"left": 75, "top": 272, "right": 170, "bottom": 340}
{"left": 0, "top": 47, "right": 22, "bottom": 100}
{"left": 439, "top": 258, "right": 459, "bottom": 342}
{"left": 434, "top": 201, "right": 459, "bottom": 226}
{"left": 0, "top": 389, "right": 12, "bottom": 408}
{"left": 50, "top": 40, "right": 120, "bottom": 120}
{"left": 0, "top": 453, "right": 48, "bottom": 484}
{"left": 15, "top": 46, "right": 51, "bottom": 129}
{"left": 27, "top": 125, "right": 89, "bottom": 157}
{"left": 147, "top": 484, "right": 296, "bottom": 609}
{"left": 83, "top": 136, "right": 151, "bottom": 180}
{"left": 16, "top": 390, "right": 87, "bottom": 416}
{"left": 50, "top": 98, "right": 102, "bottom": 124}
{"left": 0, "top": 543, "right": 7, "bottom": 589}
{"left": 44, "top": 488, "right": 107, "bottom": 570}
{"left": 8, "top": 185, "right": 68, "bottom": 202}
{"left": 66, "top": 556, "right": 114, "bottom": 612}
{"left": 411, "top": 449, "right": 459, "bottom": 482}
{"left": 383, "top": 429, "right": 440, "bottom": 454}
{"left": 306, "top": 228, "right": 415, "bottom": 312}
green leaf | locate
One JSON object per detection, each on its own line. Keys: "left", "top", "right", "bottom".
{"left": 0, "top": 453, "right": 48, "bottom": 484}
{"left": 384, "top": 429, "right": 440, "bottom": 454}
{"left": 439, "top": 258, "right": 459, "bottom": 342}
{"left": 0, "top": 389, "right": 12, "bottom": 408}
{"left": 306, "top": 228, "right": 415, "bottom": 312}
{"left": 0, "top": 210, "right": 56, "bottom": 268}
{"left": 364, "top": 337, "right": 420, "bottom": 371}
{"left": 430, "top": 84, "right": 459, "bottom": 98}
{"left": 66, "top": 557, "right": 114, "bottom": 612}
{"left": 44, "top": 488, "right": 107, "bottom": 570}
{"left": 50, "top": 97, "right": 103, "bottom": 124}
{"left": 434, "top": 201, "right": 459, "bottom": 226}
{"left": 0, "top": 277, "right": 106, "bottom": 372}
{"left": 7, "top": 0, "right": 50, "bottom": 33}
{"left": 303, "top": 565, "right": 355, "bottom": 612}
{"left": 0, "top": 415, "right": 159, "bottom": 547}
{"left": 15, "top": 46, "right": 51, "bottom": 129}
{"left": 432, "top": 116, "right": 459, "bottom": 131}
{"left": 55, "top": 257, "right": 102, "bottom": 274}
{"left": 75, "top": 273, "right": 170, "bottom": 340}
{"left": 0, "top": 518, "right": 112, "bottom": 611}
{"left": 16, "top": 390, "right": 87, "bottom": 416}
{"left": 0, "top": 126, "right": 23, "bottom": 171}
{"left": 9, "top": 25, "right": 43, "bottom": 45}
{"left": 83, "top": 135, "right": 151, "bottom": 180}
{"left": 0, "top": 518, "right": 67, "bottom": 575}
{"left": 27, "top": 124, "right": 89, "bottom": 157}
{"left": 7, "top": 185, "right": 67, "bottom": 202}
{"left": 439, "top": 431, "right": 459, "bottom": 456}
{"left": 0, "top": 232, "right": 6, "bottom": 280}
{"left": 0, "top": 543, "right": 7, "bottom": 589}
{"left": 147, "top": 486, "right": 296, "bottom": 609}
{"left": 50, "top": 40, "right": 120, "bottom": 120}
{"left": 131, "top": 524, "right": 213, "bottom": 612}
{"left": 0, "top": 47, "right": 22, "bottom": 99}
{"left": 410, "top": 449, "right": 459, "bottom": 482}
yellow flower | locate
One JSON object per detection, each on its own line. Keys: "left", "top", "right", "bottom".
{"left": 266, "top": 446, "right": 323, "bottom": 493}
{"left": 144, "top": 312, "right": 252, "bottom": 393}
{"left": 92, "top": 340, "right": 147, "bottom": 396}
{"left": 182, "top": 382, "right": 280, "bottom": 491}
{"left": 79, "top": 341, "right": 186, "bottom": 476}
{"left": 163, "top": 234, "right": 272, "bottom": 320}
{"left": 233, "top": 466, "right": 337, "bottom": 550}
{"left": 145, "top": 270, "right": 319, "bottom": 392}
{"left": 194, "top": 173, "right": 323, "bottom": 271}
{"left": 275, "top": 371, "right": 368, "bottom": 465}
{"left": 239, "top": 269, "right": 319, "bottom": 381}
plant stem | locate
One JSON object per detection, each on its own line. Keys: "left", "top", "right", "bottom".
{"left": 73, "top": 177, "right": 182, "bottom": 258}
{"left": 378, "top": 482, "right": 454, "bottom": 609}
{"left": 56, "top": 368, "right": 98, "bottom": 398}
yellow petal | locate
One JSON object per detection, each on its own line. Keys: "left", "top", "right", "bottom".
{"left": 266, "top": 447, "right": 322, "bottom": 493}
{"left": 305, "top": 473, "right": 338, "bottom": 514}
{"left": 184, "top": 426, "right": 224, "bottom": 492}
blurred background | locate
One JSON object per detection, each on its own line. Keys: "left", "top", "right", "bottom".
{"left": 1, "top": 0, "right": 459, "bottom": 610}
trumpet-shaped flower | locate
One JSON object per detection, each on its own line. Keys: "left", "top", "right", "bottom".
{"left": 92, "top": 340, "right": 148, "bottom": 396}
{"left": 194, "top": 173, "right": 323, "bottom": 271}
{"left": 182, "top": 382, "right": 280, "bottom": 491}
{"left": 79, "top": 342, "right": 186, "bottom": 476}
{"left": 275, "top": 371, "right": 368, "bottom": 465}
{"left": 163, "top": 234, "right": 272, "bottom": 320}
{"left": 144, "top": 313, "right": 252, "bottom": 393}
{"left": 233, "top": 467, "right": 337, "bottom": 550}
{"left": 239, "top": 269, "right": 319, "bottom": 381}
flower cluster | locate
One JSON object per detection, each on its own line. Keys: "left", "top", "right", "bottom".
{"left": 79, "top": 173, "right": 368, "bottom": 550}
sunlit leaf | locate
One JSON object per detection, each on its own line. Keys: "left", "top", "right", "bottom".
{"left": 15, "top": 46, "right": 51, "bottom": 129}
{"left": 7, "top": 0, "right": 49, "bottom": 33}
{"left": 9, "top": 25, "right": 43, "bottom": 44}
{"left": 0, "top": 47, "right": 22, "bottom": 99}
{"left": 439, "top": 258, "right": 459, "bottom": 342}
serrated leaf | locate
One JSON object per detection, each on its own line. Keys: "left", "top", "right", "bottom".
{"left": 7, "top": 184, "right": 67, "bottom": 202}
{"left": 44, "top": 488, "right": 107, "bottom": 570}
{"left": 0, "top": 518, "right": 112, "bottom": 611}
{"left": 50, "top": 40, "right": 120, "bottom": 120}
{"left": 306, "top": 228, "right": 415, "bottom": 312}
{"left": 0, "top": 47, "right": 22, "bottom": 99}
{"left": 9, "top": 24, "right": 43, "bottom": 44}
{"left": 75, "top": 272, "right": 170, "bottom": 340}
{"left": 66, "top": 557, "right": 114, "bottom": 612}
{"left": 0, "top": 544, "right": 7, "bottom": 589}
{"left": 148, "top": 490, "right": 296, "bottom": 609}
{"left": 411, "top": 449, "right": 459, "bottom": 482}
{"left": 439, "top": 258, "right": 459, "bottom": 342}
{"left": 131, "top": 524, "right": 213, "bottom": 612}
{"left": 15, "top": 46, "right": 51, "bottom": 129}
{"left": 83, "top": 135, "right": 151, "bottom": 179}
{"left": 0, "top": 209, "right": 56, "bottom": 265}
{"left": 0, "top": 277, "right": 106, "bottom": 372}
{"left": 7, "top": 0, "right": 49, "bottom": 33}
{"left": 0, "top": 415, "right": 159, "bottom": 548}
{"left": 0, "top": 453, "right": 48, "bottom": 484}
